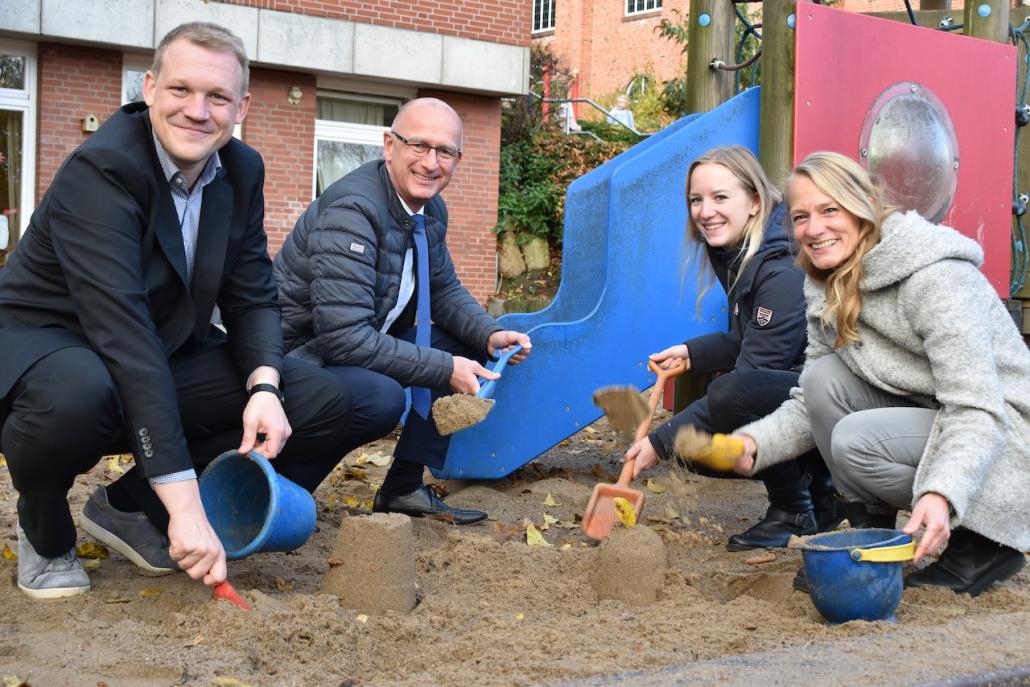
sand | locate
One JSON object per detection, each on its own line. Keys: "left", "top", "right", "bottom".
{"left": 0, "top": 412, "right": 1027, "bottom": 686}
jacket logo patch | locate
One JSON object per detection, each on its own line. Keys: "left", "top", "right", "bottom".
{"left": 756, "top": 306, "right": 773, "bottom": 327}
{"left": 349, "top": 242, "right": 365, "bottom": 255}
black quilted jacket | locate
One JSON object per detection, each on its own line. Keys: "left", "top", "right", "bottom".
{"left": 274, "top": 160, "right": 500, "bottom": 389}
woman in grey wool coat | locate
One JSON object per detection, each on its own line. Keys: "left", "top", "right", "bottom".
{"left": 732, "top": 151, "right": 1028, "bottom": 597}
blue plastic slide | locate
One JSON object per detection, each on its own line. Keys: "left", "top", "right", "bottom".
{"left": 433, "top": 88, "right": 762, "bottom": 480}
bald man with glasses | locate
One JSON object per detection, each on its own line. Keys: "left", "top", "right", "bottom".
{"left": 275, "top": 98, "right": 531, "bottom": 523}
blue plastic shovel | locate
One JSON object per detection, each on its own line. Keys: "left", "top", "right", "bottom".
{"left": 431, "top": 344, "right": 523, "bottom": 435}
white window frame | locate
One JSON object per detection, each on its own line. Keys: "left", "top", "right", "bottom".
{"left": 312, "top": 90, "right": 407, "bottom": 198}
{"left": 532, "top": 0, "right": 556, "bottom": 33}
{"left": 625, "top": 0, "right": 662, "bottom": 16}
{"left": 0, "top": 39, "right": 38, "bottom": 238}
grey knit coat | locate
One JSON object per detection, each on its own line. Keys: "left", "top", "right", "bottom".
{"left": 739, "top": 211, "right": 1030, "bottom": 551}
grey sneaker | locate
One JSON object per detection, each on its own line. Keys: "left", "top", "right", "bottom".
{"left": 80, "top": 486, "right": 176, "bottom": 576}
{"left": 16, "top": 523, "right": 90, "bottom": 599}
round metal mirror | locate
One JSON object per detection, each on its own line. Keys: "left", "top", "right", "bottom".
{"left": 858, "top": 82, "right": 959, "bottom": 223}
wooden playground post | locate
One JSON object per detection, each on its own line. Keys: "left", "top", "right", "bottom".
{"left": 684, "top": 0, "right": 736, "bottom": 114}
{"left": 964, "top": 0, "right": 1010, "bottom": 43}
{"left": 759, "top": 0, "right": 810, "bottom": 187}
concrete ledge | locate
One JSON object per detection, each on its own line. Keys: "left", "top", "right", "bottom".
{"left": 0, "top": 0, "right": 529, "bottom": 96}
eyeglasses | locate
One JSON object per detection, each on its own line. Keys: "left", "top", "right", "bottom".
{"left": 390, "top": 131, "right": 462, "bottom": 162}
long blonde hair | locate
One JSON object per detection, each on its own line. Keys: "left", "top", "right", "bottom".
{"left": 789, "top": 152, "right": 889, "bottom": 348}
{"left": 684, "top": 146, "right": 781, "bottom": 310}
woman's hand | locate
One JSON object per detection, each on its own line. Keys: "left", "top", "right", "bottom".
{"left": 624, "top": 436, "right": 660, "bottom": 479}
{"left": 649, "top": 345, "right": 690, "bottom": 372}
{"left": 902, "top": 492, "right": 952, "bottom": 562}
{"left": 732, "top": 434, "right": 757, "bottom": 476}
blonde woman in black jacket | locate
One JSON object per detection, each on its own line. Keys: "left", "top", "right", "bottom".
{"left": 626, "top": 145, "right": 845, "bottom": 550}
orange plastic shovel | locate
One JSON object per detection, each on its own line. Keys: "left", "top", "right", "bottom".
{"left": 212, "top": 579, "right": 251, "bottom": 611}
{"left": 580, "top": 359, "right": 687, "bottom": 540}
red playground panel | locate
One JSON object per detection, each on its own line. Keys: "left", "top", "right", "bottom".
{"left": 794, "top": 3, "right": 1015, "bottom": 294}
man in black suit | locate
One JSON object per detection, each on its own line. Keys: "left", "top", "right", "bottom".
{"left": 0, "top": 22, "right": 350, "bottom": 599}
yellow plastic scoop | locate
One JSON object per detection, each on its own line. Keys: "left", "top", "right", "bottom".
{"left": 673, "top": 425, "right": 745, "bottom": 472}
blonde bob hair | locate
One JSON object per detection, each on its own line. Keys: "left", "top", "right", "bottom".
{"left": 684, "top": 145, "right": 782, "bottom": 309}
{"left": 788, "top": 151, "right": 891, "bottom": 348}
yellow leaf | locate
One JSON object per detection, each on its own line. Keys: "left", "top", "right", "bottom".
{"left": 355, "top": 614, "right": 368, "bottom": 623}
{"left": 542, "top": 493, "right": 559, "bottom": 507}
{"left": 541, "top": 513, "right": 558, "bottom": 531}
{"left": 353, "top": 453, "right": 368, "bottom": 466}
{"left": 583, "top": 426, "right": 597, "bottom": 434}
{"left": 105, "top": 455, "right": 126, "bottom": 475}
{"left": 343, "top": 495, "right": 360, "bottom": 508}
{"left": 560, "top": 543, "right": 572, "bottom": 551}
{"left": 76, "top": 542, "right": 110, "bottom": 559}
{"left": 0, "top": 455, "right": 6, "bottom": 467}
{"left": 613, "top": 497, "right": 637, "bottom": 528}
{"left": 525, "top": 523, "right": 552, "bottom": 547}
{"left": 184, "top": 634, "right": 204, "bottom": 647}
{"left": 212, "top": 678, "right": 253, "bottom": 687}
{"left": 1, "top": 544, "right": 16, "bottom": 560}
{"left": 359, "top": 452, "right": 391, "bottom": 467}
{"left": 3, "top": 676, "right": 28, "bottom": 687}
{"left": 361, "top": 499, "right": 374, "bottom": 511}
{"left": 645, "top": 479, "right": 667, "bottom": 494}
{"left": 515, "top": 612, "right": 525, "bottom": 621}
{"left": 138, "top": 588, "right": 162, "bottom": 598}
{"left": 271, "top": 576, "right": 292, "bottom": 592}
{"left": 82, "top": 558, "right": 101, "bottom": 570}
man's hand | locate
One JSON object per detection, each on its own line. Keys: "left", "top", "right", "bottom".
{"left": 450, "top": 356, "right": 498, "bottom": 394}
{"left": 650, "top": 344, "right": 690, "bottom": 372}
{"left": 624, "top": 435, "right": 660, "bottom": 479}
{"left": 487, "top": 330, "right": 532, "bottom": 364}
{"left": 732, "top": 434, "right": 757, "bottom": 476}
{"left": 239, "top": 391, "right": 292, "bottom": 458}
{"left": 902, "top": 492, "right": 952, "bottom": 562}
{"left": 153, "top": 480, "right": 227, "bottom": 586}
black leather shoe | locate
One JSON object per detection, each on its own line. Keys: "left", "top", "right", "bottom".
{"left": 813, "top": 493, "right": 847, "bottom": 533}
{"left": 372, "top": 486, "right": 487, "bottom": 525}
{"left": 844, "top": 502, "right": 897, "bottom": 530}
{"left": 726, "top": 507, "right": 817, "bottom": 551}
{"left": 792, "top": 566, "right": 808, "bottom": 593}
{"left": 905, "top": 528, "right": 1026, "bottom": 597}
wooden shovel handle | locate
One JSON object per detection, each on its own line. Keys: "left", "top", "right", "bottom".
{"left": 633, "top": 359, "right": 687, "bottom": 442}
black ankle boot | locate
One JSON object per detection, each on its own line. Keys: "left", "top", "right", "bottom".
{"left": 729, "top": 464, "right": 817, "bottom": 551}
{"left": 813, "top": 493, "right": 847, "bottom": 533}
{"left": 905, "top": 528, "right": 1026, "bottom": 597}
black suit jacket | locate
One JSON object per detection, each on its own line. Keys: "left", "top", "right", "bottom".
{"left": 0, "top": 102, "right": 283, "bottom": 478}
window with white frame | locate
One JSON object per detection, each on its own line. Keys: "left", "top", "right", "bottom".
{"left": 0, "top": 41, "right": 38, "bottom": 266}
{"left": 313, "top": 92, "right": 402, "bottom": 197}
{"left": 532, "top": 0, "right": 555, "bottom": 33}
{"left": 626, "top": 0, "right": 662, "bottom": 15}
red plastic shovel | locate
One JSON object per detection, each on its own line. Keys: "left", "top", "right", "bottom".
{"left": 212, "top": 580, "right": 250, "bottom": 611}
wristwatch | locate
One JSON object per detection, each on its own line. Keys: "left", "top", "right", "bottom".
{"left": 249, "top": 382, "right": 285, "bottom": 404}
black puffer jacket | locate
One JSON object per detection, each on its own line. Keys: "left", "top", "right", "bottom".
{"left": 274, "top": 160, "right": 501, "bottom": 389}
{"left": 684, "top": 203, "right": 806, "bottom": 375}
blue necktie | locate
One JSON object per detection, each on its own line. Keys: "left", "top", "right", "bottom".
{"left": 411, "top": 214, "right": 432, "bottom": 418}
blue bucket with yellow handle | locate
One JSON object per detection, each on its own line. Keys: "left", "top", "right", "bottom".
{"left": 199, "top": 450, "right": 317, "bottom": 560}
{"left": 799, "top": 528, "right": 915, "bottom": 623}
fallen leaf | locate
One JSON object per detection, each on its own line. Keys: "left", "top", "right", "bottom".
{"left": 327, "top": 558, "right": 344, "bottom": 568}
{"left": 343, "top": 495, "right": 360, "bottom": 508}
{"left": 184, "top": 634, "right": 204, "bottom": 647}
{"left": 1, "top": 544, "right": 16, "bottom": 560}
{"left": 514, "top": 612, "right": 525, "bottom": 621}
{"left": 353, "top": 453, "right": 368, "bottom": 466}
{"left": 104, "top": 455, "right": 126, "bottom": 475}
{"left": 664, "top": 504, "right": 680, "bottom": 520}
{"left": 76, "top": 542, "right": 109, "bottom": 559}
{"left": 645, "top": 479, "right": 667, "bottom": 494}
{"left": 343, "top": 467, "right": 368, "bottom": 481}
{"left": 542, "top": 493, "right": 560, "bottom": 507}
{"left": 212, "top": 678, "right": 253, "bottom": 687}
{"left": 583, "top": 426, "right": 597, "bottom": 434}
{"left": 356, "top": 452, "right": 391, "bottom": 467}
{"left": 82, "top": 558, "right": 101, "bottom": 570}
{"left": 0, "top": 455, "right": 6, "bottom": 467}
{"left": 430, "top": 511, "right": 456, "bottom": 524}
{"left": 2, "top": 676, "right": 28, "bottom": 687}
{"left": 541, "top": 513, "right": 558, "bottom": 531}
{"left": 525, "top": 523, "right": 552, "bottom": 547}
{"left": 613, "top": 497, "right": 637, "bottom": 528}
{"left": 271, "top": 576, "right": 293, "bottom": 592}
{"left": 560, "top": 543, "right": 572, "bottom": 551}
{"left": 492, "top": 522, "right": 521, "bottom": 542}
{"left": 744, "top": 552, "right": 777, "bottom": 565}
{"left": 361, "top": 499, "right": 374, "bottom": 511}
{"left": 139, "top": 588, "right": 162, "bottom": 598}
{"left": 355, "top": 614, "right": 368, "bottom": 623}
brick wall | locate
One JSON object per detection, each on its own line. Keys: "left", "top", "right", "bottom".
{"left": 243, "top": 68, "right": 317, "bottom": 255}
{"left": 420, "top": 89, "right": 501, "bottom": 304}
{"left": 36, "top": 43, "right": 122, "bottom": 200}
{"left": 217, "top": 0, "right": 531, "bottom": 47}
{"left": 839, "top": 0, "right": 966, "bottom": 12}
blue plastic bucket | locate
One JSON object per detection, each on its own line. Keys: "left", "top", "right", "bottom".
{"left": 199, "top": 450, "right": 317, "bottom": 560}
{"left": 799, "top": 528, "right": 915, "bottom": 624}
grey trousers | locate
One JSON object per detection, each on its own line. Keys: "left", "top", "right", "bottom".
{"left": 802, "top": 354, "right": 938, "bottom": 510}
